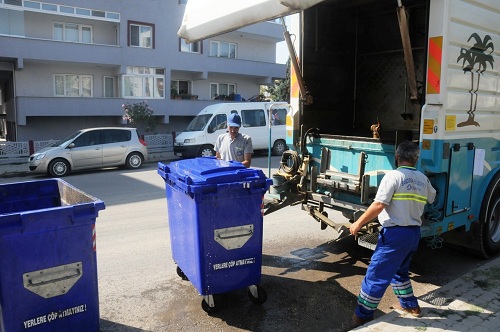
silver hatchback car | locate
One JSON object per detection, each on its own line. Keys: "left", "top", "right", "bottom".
{"left": 28, "top": 127, "right": 148, "bottom": 177}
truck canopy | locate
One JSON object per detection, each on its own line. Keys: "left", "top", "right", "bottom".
{"left": 178, "top": 0, "right": 326, "bottom": 42}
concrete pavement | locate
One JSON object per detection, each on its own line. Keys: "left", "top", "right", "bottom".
{"left": 353, "top": 255, "right": 499, "bottom": 331}
{"left": 1, "top": 155, "right": 499, "bottom": 331}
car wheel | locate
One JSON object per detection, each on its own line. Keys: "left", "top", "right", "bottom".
{"left": 126, "top": 152, "right": 143, "bottom": 169}
{"left": 199, "top": 145, "right": 215, "bottom": 157}
{"left": 272, "top": 139, "right": 287, "bottom": 156}
{"left": 48, "top": 159, "right": 70, "bottom": 177}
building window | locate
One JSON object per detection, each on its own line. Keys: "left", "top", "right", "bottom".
{"left": 210, "top": 83, "right": 236, "bottom": 98}
{"left": 53, "top": 22, "right": 93, "bottom": 43}
{"left": 171, "top": 80, "right": 192, "bottom": 95}
{"left": 128, "top": 21, "right": 154, "bottom": 48}
{"left": 210, "top": 41, "right": 236, "bottom": 58}
{"left": 123, "top": 66, "right": 164, "bottom": 99}
{"left": 104, "top": 76, "right": 116, "bottom": 98}
{"left": 180, "top": 39, "right": 201, "bottom": 53}
{"left": 54, "top": 74, "right": 93, "bottom": 97}
{"left": 4, "top": 0, "right": 22, "bottom": 6}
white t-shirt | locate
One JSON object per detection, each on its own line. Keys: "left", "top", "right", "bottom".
{"left": 214, "top": 133, "right": 253, "bottom": 163}
{"left": 375, "top": 166, "right": 436, "bottom": 227}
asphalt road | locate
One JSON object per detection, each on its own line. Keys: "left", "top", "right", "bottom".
{"left": 1, "top": 156, "right": 493, "bottom": 331}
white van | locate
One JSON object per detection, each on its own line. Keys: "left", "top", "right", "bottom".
{"left": 173, "top": 102, "right": 288, "bottom": 158}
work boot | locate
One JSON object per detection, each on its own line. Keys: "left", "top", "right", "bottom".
{"left": 343, "top": 313, "right": 373, "bottom": 331}
{"left": 395, "top": 304, "right": 422, "bottom": 317}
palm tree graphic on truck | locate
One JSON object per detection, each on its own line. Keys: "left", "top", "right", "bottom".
{"left": 456, "top": 33, "right": 494, "bottom": 127}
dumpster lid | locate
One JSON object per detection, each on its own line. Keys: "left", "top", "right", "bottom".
{"left": 158, "top": 157, "right": 267, "bottom": 185}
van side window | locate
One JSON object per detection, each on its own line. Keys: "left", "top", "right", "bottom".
{"left": 271, "top": 108, "right": 287, "bottom": 126}
{"left": 208, "top": 114, "right": 227, "bottom": 133}
{"left": 241, "top": 109, "right": 265, "bottom": 127}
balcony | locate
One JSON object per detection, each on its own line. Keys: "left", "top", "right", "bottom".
{"left": 1, "top": 36, "right": 122, "bottom": 68}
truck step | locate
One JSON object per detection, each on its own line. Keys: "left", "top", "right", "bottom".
{"left": 357, "top": 232, "right": 379, "bottom": 250}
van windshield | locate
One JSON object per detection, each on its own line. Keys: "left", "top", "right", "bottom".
{"left": 186, "top": 114, "right": 213, "bottom": 131}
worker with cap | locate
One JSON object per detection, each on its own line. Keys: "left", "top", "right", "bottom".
{"left": 214, "top": 112, "right": 253, "bottom": 167}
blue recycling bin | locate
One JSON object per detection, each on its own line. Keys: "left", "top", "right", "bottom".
{"left": 0, "top": 179, "right": 105, "bottom": 332}
{"left": 158, "top": 157, "right": 271, "bottom": 306}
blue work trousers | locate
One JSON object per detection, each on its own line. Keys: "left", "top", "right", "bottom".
{"left": 355, "top": 226, "right": 421, "bottom": 320}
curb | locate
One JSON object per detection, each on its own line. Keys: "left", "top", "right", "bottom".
{"left": 0, "top": 152, "right": 178, "bottom": 179}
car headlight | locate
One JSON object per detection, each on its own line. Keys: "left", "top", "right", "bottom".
{"left": 184, "top": 138, "right": 195, "bottom": 143}
{"left": 34, "top": 154, "right": 46, "bottom": 160}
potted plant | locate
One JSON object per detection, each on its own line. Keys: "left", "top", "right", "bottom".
{"left": 170, "top": 87, "right": 179, "bottom": 99}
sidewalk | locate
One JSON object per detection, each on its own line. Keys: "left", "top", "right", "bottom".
{"left": 353, "top": 255, "right": 500, "bottom": 331}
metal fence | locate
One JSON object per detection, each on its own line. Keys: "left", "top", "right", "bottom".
{"left": 0, "top": 134, "right": 174, "bottom": 164}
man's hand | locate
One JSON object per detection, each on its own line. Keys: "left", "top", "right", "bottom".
{"left": 350, "top": 220, "right": 363, "bottom": 236}
{"left": 348, "top": 201, "right": 386, "bottom": 236}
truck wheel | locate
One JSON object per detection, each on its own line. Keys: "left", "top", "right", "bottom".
{"left": 199, "top": 145, "right": 214, "bottom": 157}
{"left": 479, "top": 174, "right": 500, "bottom": 256}
{"left": 272, "top": 139, "right": 287, "bottom": 156}
{"left": 48, "top": 159, "right": 70, "bottom": 177}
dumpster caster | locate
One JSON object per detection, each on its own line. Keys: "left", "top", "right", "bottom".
{"left": 201, "top": 295, "right": 217, "bottom": 314}
{"left": 176, "top": 266, "right": 189, "bottom": 281}
{"left": 248, "top": 285, "right": 267, "bottom": 305}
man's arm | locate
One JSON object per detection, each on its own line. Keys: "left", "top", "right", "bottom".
{"left": 216, "top": 151, "right": 221, "bottom": 159}
{"left": 349, "top": 201, "right": 386, "bottom": 236}
{"left": 242, "top": 153, "right": 252, "bottom": 168}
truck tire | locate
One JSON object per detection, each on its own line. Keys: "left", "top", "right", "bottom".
{"left": 198, "top": 145, "right": 214, "bottom": 157}
{"left": 479, "top": 173, "right": 500, "bottom": 256}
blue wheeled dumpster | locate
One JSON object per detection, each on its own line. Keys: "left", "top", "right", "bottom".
{"left": 158, "top": 157, "right": 271, "bottom": 312}
{"left": 0, "top": 179, "right": 105, "bottom": 332}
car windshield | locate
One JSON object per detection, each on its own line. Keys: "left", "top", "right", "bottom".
{"left": 52, "top": 130, "right": 82, "bottom": 147}
{"left": 185, "top": 114, "right": 213, "bottom": 131}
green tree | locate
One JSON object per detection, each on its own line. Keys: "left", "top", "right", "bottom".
{"left": 122, "top": 101, "right": 157, "bottom": 133}
{"left": 266, "top": 58, "right": 290, "bottom": 102}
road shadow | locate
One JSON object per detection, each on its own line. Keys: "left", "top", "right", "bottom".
{"left": 100, "top": 319, "right": 150, "bottom": 332}
{"left": 184, "top": 240, "right": 379, "bottom": 331}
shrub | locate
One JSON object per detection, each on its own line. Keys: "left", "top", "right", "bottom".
{"left": 122, "top": 101, "right": 157, "bottom": 133}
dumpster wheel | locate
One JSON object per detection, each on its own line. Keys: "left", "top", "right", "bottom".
{"left": 248, "top": 285, "right": 267, "bottom": 305}
{"left": 176, "top": 266, "right": 189, "bottom": 281}
{"left": 201, "top": 295, "right": 218, "bottom": 314}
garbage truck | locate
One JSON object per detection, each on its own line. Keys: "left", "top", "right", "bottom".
{"left": 178, "top": 0, "right": 500, "bottom": 258}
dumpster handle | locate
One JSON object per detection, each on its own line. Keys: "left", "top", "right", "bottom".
{"left": 23, "top": 262, "right": 83, "bottom": 299}
{"left": 216, "top": 228, "right": 253, "bottom": 240}
{"left": 26, "top": 266, "right": 81, "bottom": 287}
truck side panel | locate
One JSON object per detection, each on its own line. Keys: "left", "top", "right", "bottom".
{"left": 421, "top": 0, "right": 500, "bottom": 238}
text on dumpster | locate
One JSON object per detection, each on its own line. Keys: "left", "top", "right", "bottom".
{"left": 23, "top": 304, "right": 87, "bottom": 329}
{"left": 213, "top": 257, "right": 255, "bottom": 271}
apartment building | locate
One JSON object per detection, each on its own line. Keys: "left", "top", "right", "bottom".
{"left": 0, "top": 0, "right": 286, "bottom": 141}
